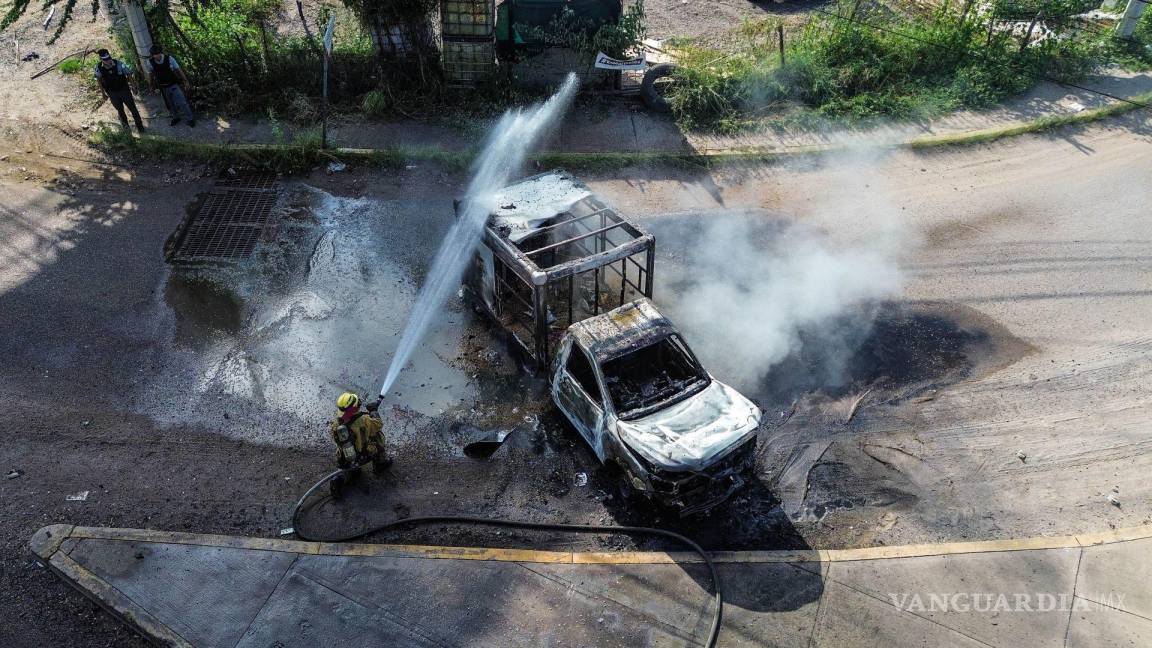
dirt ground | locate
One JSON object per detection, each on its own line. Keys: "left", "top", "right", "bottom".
{"left": 644, "top": 0, "right": 824, "bottom": 46}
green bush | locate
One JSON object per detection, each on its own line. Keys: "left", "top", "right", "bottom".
{"left": 361, "top": 89, "right": 389, "bottom": 119}
{"left": 519, "top": 0, "right": 647, "bottom": 60}
{"left": 666, "top": 2, "right": 1118, "bottom": 131}
{"left": 146, "top": 0, "right": 376, "bottom": 116}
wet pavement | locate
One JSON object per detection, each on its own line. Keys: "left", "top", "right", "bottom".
{"left": 130, "top": 185, "right": 1034, "bottom": 551}
{"left": 4, "top": 126, "right": 1151, "bottom": 645}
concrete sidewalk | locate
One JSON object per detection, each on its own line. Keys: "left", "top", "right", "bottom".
{"left": 30, "top": 523, "right": 1152, "bottom": 647}
{"left": 119, "top": 70, "right": 1152, "bottom": 156}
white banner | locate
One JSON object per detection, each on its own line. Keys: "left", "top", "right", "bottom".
{"left": 593, "top": 52, "right": 647, "bottom": 71}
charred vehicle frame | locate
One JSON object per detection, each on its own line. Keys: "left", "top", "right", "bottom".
{"left": 462, "top": 171, "right": 762, "bottom": 515}
{"left": 460, "top": 170, "right": 655, "bottom": 369}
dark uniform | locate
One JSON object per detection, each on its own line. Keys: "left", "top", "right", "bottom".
{"left": 94, "top": 59, "right": 144, "bottom": 132}
{"left": 147, "top": 53, "right": 195, "bottom": 125}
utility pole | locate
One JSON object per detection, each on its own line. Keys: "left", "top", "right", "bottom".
{"left": 119, "top": 0, "right": 153, "bottom": 69}
{"left": 322, "top": 14, "right": 335, "bottom": 149}
{"left": 1116, "top": 0, "right": 1148, "bottom": 39}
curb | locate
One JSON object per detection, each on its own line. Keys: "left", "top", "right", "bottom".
{"left": 32, "top": 522, "right": 1152, "bottom": 566}
{"left": 30, "top": 523, "right": 1152, "bottom": 646}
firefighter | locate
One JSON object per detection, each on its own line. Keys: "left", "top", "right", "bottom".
{"left": 328, "top": 392, "right": 390, "bottom": 497}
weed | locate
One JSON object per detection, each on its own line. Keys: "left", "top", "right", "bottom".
{"left": 58, "top": 57, "right": 90, "bottom": 75}
{"left": 285, "top": 92, "right": 320, "bottom": 126}
{"left": 144, "top": 0, "right": 376, "bottom": 116}
{"left": 361, "top": 89, "right": 389, "bottom": 119}
{"left": 665, "top": 1, "right": 1144, "bottom": 131}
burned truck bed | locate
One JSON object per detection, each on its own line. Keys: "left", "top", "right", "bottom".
{"left": 461, "top": 170, "right": 655, "bottom": 369}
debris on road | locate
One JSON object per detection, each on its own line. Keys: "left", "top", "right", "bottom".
{"left": 1107, "top": 493, "right": 1121, "bottom": 507}
{"left": 462, "top": 426, "right": 514, "bottom": 459}
{"left": 845, "top": 388, "right": 873, "bottom": 424}
{"left": 65, "top": 491, "right": 89, "bottom": 502}
{"left": 575, "top": 472, "right": 588, "bottom": 487}
{"left": 5, "top": 470, "right": 21, "bottom": 480}
{"left": 326, "top": 161, "right": 347, "bottom": 174}
{"left": 1016, "top": 450, "right": 1027, "bottom": 462}
{"left": 279, "top": 528, "right": 294, "bottom": 536}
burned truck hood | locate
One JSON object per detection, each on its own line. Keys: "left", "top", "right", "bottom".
{"left": 615, "top": 380, "right": 761, "bottom": 472}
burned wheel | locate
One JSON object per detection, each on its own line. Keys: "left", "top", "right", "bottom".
{"left": 608, "top": 461, "right": 644, "bottom": 504}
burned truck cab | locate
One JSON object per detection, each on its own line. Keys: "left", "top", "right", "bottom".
{"left": 552, "top": 299, "right": 762, "bottom": 515}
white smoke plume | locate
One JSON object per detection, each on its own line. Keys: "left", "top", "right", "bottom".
{"left": 657, "top": 151, "right": 909, "bottom": 392}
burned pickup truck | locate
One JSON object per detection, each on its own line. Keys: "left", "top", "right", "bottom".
{"left": 553, "top": 299, "right": 762, "bottom": 514}
{"left": 462, "top": 171, "right": 762, "bottom": 514}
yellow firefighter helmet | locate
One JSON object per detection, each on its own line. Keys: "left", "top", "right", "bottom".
{"left": 336, "top": 392, "right": 360, "bottom": 410}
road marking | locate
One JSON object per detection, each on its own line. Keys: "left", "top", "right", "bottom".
{"left": 32, "top": 523, "right": 1152, "bottom": 565}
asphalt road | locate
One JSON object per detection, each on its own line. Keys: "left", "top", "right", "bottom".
{"left": 2, "top": 114, "right": 1151, "bottom": 646}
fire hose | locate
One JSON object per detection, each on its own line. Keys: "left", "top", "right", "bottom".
{"left": 291, "top": 470, "right": 724, "bottom": 648}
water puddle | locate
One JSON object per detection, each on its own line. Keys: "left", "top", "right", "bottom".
{"left": 148, "top": 185, "right": 496, "bottom": 445}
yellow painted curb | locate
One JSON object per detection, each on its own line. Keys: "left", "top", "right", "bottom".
{"left": 33, "top": 523, "right": 1152, "bottom": 566}
{"left": 44, "top": 545, "right": 193, "bottom": 647}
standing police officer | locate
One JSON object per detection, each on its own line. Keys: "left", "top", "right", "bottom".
{"left": 93, "top": 49, "right": 145, "bottom": 133}
{"left": 146, "top": 45, "right": 196, "bottom": 127}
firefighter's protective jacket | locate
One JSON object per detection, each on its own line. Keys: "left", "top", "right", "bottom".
{"left": 329, "top": 412, "right": 385, "bottom": 464}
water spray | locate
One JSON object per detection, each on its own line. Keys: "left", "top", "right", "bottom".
{"left": 377, "top": 73, "right": 580, "bottom": 399}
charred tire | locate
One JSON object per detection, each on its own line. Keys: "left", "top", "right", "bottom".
{"left": 607, "top": 461, "right": 645, "bottom": 504}
{"left": 641, "top": 63, "right": 678, "bottom": 113}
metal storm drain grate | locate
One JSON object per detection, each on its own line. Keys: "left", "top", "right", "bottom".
{"left": 167, "top": 172, "right": 281, "bottom": 264}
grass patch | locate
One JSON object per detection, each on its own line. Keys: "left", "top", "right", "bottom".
{"left": 58, "top": 56, "right": 92, "bottom": 75}
{"left": 666, "top": 0, "right": 1136, "bottom": 132}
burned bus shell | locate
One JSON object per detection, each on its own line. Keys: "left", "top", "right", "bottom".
{"left": 461, "top": 170, "right": 655, "bottom": 369}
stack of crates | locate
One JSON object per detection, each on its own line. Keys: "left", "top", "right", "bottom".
{"left": 441, "top": 0, "right": 496, "bottom": 86}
